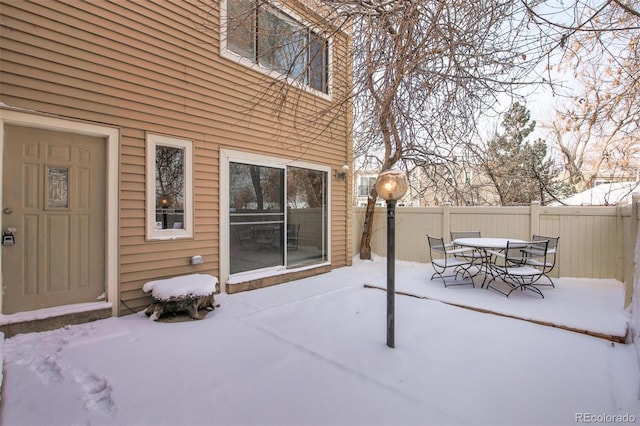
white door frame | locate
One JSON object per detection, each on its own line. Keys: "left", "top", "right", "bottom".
{"left": 220, "top": 148, "right": 332, "bottom": 288}
{"left": 0, "top": 108, "right": 119, "bottom": 316}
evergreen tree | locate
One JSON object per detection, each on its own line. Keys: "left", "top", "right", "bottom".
{"left": 484, "top": 103, "right": 572, "bottom": 205}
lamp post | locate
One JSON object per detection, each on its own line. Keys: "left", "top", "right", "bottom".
{"left": 374, "top": 170, "right": 408, "bottom": 348}
{"left": 161, "top": 197, "right": 170, "bottom": 229}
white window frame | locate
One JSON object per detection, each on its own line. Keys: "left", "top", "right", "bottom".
{"left": 358, "top": 176, "right": 377, "bottom": 197}
{"left": 146, "top": 133, "right": 194, "bottom": 240}
{"left": 220, "top": 0, "right": 333, "bottom": 101}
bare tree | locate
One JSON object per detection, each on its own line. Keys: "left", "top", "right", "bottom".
{"left": 324, "top": 1, "right": 557, "bottom": 258}
{"left": 526, "top": 1, "right": 640, "bottom": 189}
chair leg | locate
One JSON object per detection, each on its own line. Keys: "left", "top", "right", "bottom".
{"left": 523, "top": 284, "right": 544, "bottom": 298}
{"left": 431, "top": 271, "right": 447, "bottom": 287}
{"left": 454, "top": 265, "right": 475, "bottom": 284}
{"left": 486, "top": 278, "right": 512, "bottom": 297}
{"left": 502, "top": 282, "right": 544, "bottom": 298}
{"left": 431, "top": 269, "right": 474, "bottom": 288}
{"left": 536, "top": 273, "right": 555, "bottom": 287}
{"left": 486, "top": 275, "right": 545, "bottom": 298}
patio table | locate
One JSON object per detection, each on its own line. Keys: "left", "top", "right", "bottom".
{"left": 453, "top": 238, "right": 527, "bottom": 288}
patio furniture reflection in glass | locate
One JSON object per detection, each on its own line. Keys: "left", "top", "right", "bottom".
{"left": 238, "top": 226, "right": 255, "bottom": 250}
{"left": 287, "top": 224, "right": 300, "bottom": 250}
{"left": 427, "top": 235, "right": 476, "bottom": 287}
{"left": 256, "top": 226, "right": 279, "bottom": 250}
{"left": 485, "top": 239, "right": 551, "bottom": 298}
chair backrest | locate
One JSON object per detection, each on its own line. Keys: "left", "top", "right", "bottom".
{"left": 427, "top": 235, "right": 447, "bottom": 257}
{"left": 532, "top": 234, "right": 559, "bottom": 251}
{"left": 508, "top": 239, "right": 549, "bottom": 266}
{"left": 450, "top": 231, "right": 481, "bottom": 241}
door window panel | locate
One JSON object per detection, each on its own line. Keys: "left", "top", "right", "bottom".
{"left": 47, "top": 166, "right": 69, "bottom": 209}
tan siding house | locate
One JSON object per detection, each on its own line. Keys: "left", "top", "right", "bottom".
{"left": 0, "top": 0, "right": 353, "bottom": 319}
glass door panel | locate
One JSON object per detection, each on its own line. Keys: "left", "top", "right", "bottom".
{"left": 230, "top": 163, "right": 284, "bottom": 274}
{"left": 286, "top": 166, "right": 327, "bottom": 267}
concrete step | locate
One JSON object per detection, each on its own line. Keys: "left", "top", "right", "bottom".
{"left": 0, "top": 303, "right": 112, "bottom": 338}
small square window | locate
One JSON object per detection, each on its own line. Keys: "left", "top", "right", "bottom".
{"left": 146, "top": 134, "right": 193, "bottom": 240}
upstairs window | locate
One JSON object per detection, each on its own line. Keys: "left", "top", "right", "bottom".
{"left": 358, "top": 176, "right": 377, "bottom": 197}
{"left": 225, "top": 0, "right": 329, "bottom": 94}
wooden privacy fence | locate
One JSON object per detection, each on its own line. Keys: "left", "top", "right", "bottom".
{"left": 353, "top": 196, "right": 640, "bottom": 305}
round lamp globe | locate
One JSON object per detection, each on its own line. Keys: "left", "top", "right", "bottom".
{"left": 375, "top": 170, "right": 408, "bottom": 201}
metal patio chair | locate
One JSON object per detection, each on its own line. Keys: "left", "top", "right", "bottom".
{"left": 427, "top": 235, "right": 476, "bottom": 287}
{"left": 523, "top": 234, "right": 560, "bottom": 287}
{"left": 450, "top": 230, "right": 489, "bottom": 268}
{"left": 485, "top": 239, "right": 550, "bottom": 298}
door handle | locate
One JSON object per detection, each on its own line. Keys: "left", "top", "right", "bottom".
{"left": 2, "top": 226, "right": 16, "bottom": 246}
{"left": 3, "top": 207, "right": 12, "bottom": 214}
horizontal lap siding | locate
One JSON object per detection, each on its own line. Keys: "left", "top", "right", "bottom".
{"left": 1, "top": 0, "right": 352, "bottom": 313}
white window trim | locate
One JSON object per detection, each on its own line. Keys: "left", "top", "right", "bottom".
{"left": 219, "top": 149, "right": 331, "bottom": 288}
{"left": 146, "top": 133, "right": 194, "bottom": 240}
{"left": 220, "top": 0, "right": 334, "bottom": 101}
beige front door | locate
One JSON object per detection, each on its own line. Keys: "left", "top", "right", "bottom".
{"left": 2, "top": 125, "right": 106, "bottom": 314}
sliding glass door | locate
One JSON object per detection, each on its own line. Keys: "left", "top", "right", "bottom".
{"left": 229, "top": 161, "right": 327, "bottom": 275}
{"left": 286, "top": 166, "right": 327, "bottom": 266}
{"left": 229, "top": 163, "right": 284, "bottom": 274}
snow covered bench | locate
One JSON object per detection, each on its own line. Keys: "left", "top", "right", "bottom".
{"left": 143, "top": 274, "right": 219, "bottom": 321}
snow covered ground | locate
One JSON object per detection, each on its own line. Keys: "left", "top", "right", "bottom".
{"left": 1, "top": 256, "right": 639, "bottom": 426}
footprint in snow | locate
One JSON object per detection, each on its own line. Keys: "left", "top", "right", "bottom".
{"left": 73, "top": 370, "right": 116, "bottom": 415}
{"left": 31, "top": 354, "right": 64, "bottom": 384}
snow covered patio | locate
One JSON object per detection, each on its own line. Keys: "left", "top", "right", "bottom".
{"left": 371, "top": 257, "right": 630, "bottom": 342}
{"left": 1, "top": 256, "right": 638, "bottom": 426}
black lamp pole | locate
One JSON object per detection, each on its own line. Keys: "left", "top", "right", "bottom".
{"left": 375, "top": 170, "right": 407, "bottom": 349}
{"left": 386, "top": 199, "right": 396, "bottom": 348}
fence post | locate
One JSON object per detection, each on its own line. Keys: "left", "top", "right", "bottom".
{"left": 530, "top": 201, "right": 540, "bottom": 237}
{"left": 617, "top": 202, "right": 624, "bottom": 284}
{"left": 443, "top": 202, "right": 451, "bottom": 241}
{"left": 629, "top": 194, "right": 640, "bottom": 305}
{"left": 632, "top": 194, "right": 639, "bottom": 248}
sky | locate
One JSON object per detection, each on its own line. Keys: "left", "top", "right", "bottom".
{"left": 1, "top": 256, "right": 639, "bottom": 426}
